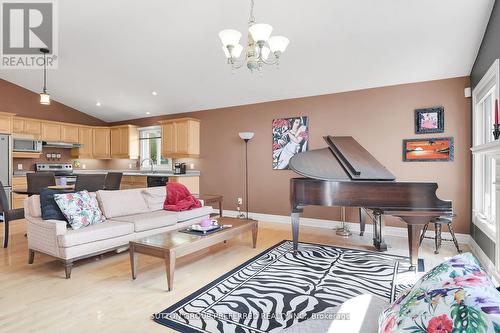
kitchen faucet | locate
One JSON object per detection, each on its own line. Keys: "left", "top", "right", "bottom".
{"left": 140, "top": 158, "right": 155, "bottom": 173}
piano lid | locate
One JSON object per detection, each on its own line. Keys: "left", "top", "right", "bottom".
{"left": 289, "top": 136, "right": 396, "bottom": 181}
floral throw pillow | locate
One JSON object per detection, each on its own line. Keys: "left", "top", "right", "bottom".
{"left": 54, "top": 190, "right": 106, "bottom": 230}
{"left": 379, "top": 252, "right": 500, "bottom": 333}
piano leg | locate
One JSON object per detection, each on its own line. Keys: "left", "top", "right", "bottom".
{"left": 359, "top": 208, "right": 366, "bottom": 236}
{"left": 372, "top": 210, "right": 388, "bottom": 251}
{"left": 291, "top": 212, "right": 301, "bottom": 252}
{"left": 407, "top": 224, "right": 423, "bottom": 270}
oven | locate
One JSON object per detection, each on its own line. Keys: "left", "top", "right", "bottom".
{"left": 36, "top": 163, "right": 76, "bottom": 185}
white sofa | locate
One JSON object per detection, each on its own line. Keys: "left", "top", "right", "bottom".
{"left": 25, "top": 187, "right": 211, "bottom": 278}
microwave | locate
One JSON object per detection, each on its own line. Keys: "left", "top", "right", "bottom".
{"left": 13, "top": 139, "right": 43, "bottom": 152}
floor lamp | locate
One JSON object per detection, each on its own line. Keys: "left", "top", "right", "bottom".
{"left": 239, "top": 132, "right": 254, "bottom": 220}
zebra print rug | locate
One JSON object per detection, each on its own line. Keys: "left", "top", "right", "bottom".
{"left": 153, "top": 240, "right": 419, "bottom": 333}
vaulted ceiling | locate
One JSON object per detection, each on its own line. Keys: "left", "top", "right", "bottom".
{"left": 0, "top": 0, "right": 494, "bottom": 121}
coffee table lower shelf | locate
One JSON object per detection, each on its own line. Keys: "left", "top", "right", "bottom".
{"left": 129, "top": 217, "right": 258, "bottom": 291}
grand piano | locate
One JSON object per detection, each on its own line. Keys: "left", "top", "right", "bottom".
{"left": 289, "top": 135, "right": 453, "bottom": 269}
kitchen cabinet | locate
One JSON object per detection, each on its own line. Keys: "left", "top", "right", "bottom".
{"left": 12, "top": 118, "right": 24, "bottom": 133}
{"left": 169, "top": 176, "right": 199, "bottom": 194}
{"left": 0, "top": 112, "right": 14, "bottom": 134}
{"left": 11, "top": 176, "right": 28, "bottom": 209}
{"left": 160, "top": 118, "right": 200, "bottom": 158}
{"left": 41, "top": 122, "right": 61, "bottom": 141}
{"left": 71, "top": 127, "right": 93, "bottom": 158}
{"left": 110, "top": 125, "right": 139, "bottom": 159}
{"left": 92, "top": 127, "right": 111, "bottom": 159}
{"left": 12, "top": 117, "right": 42, "bottom": 137}
{"left": 61, "top": 124, "right": 79, "bottom": 143}
{"left": 120, "top": 175, "right": 147, "bottom": 189}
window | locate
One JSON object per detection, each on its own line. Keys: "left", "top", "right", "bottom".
{"left": 139, "top": 126, "right": 171, "bottom": 169}
{"left": 472, "top": 59, "right": 499, "bottom": 240}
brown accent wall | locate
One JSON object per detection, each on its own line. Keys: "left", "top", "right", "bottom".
{"left": 0, "top": 78, "right": 105, "bottom": 126}
{"left": 112, "top": 76, "right": 472, "bottom": 234}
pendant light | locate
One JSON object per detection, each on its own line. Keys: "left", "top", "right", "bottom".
{"left": 39, "top": 48, "right": 50, "bottom": 105}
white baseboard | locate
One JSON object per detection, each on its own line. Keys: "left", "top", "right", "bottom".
{"left": 219, "top": 209, "right": 472, "bottom": 245}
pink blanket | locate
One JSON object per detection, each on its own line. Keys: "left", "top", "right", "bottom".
{"left": 163, "top": 182, "right": 201, "bottom": 212}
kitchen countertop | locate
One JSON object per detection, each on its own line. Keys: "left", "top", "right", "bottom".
{"left": 73, "top": 169, "right": 200, "bottom": 177}
{"left": 13, "top": 170, "right": 200, "bottom": 177}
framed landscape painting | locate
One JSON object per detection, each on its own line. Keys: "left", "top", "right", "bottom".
{"left": 414, "top": 107, "right": 444, "bottom": 134}
{"left": 403, "top": 137, "right": 454, "bottom": 162}
{"left": 272, "top": 116, "right": 309, "bottom": 169}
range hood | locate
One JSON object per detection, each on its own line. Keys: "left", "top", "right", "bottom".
{"left": 42, "top": 141, "right": 83, "bottom": 149}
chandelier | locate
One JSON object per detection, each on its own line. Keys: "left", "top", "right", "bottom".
{"left": 218, "top": 0, "right": 289, "bottom": 73}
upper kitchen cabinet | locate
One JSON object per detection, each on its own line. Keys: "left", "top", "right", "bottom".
{"left": 71, "top": 127, "right": 93, "bottom": 159}
{"left": 41, "top": 121, "right": 61, "bottom": 141}
{"left": 0, "top": 112, "right": 15, "bottom": 134}
{"left": 110, "top": 125, "right": 139, "bottom": 159}
{"left": 92, "top": 127, "right": 111, "bottom": 159}
{"left": 12, "top": 117, "right": 42, "bottom": 138}
{"left": 159, "top": 118, "right": 200, "bottom": 158}
{"left": 61, "top": 124, "right": 79, "bottom": 143}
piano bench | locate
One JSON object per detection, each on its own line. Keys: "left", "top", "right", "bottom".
{"left": 419, "top": 217, "right": 462, "bottom": 255}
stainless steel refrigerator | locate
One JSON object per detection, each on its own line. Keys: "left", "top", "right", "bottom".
{"left": 0, "top": 134, "right": 12, "bottom": 208}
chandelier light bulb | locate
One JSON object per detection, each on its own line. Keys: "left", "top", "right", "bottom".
{"left": 268, "top": 36, "right": 289, "bottom": 53}
{"left": 222, "top": 44, "right": 243, "bottom": 58}
{"left": 218, "top": 29, "right": 242, "bottom": 47}
{"left": 249, "top": 23, "right": 273, "bottom": 42}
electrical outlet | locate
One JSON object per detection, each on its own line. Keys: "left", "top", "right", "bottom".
{"left": 17, "top": 164, "right": 23, "bottom": 170}
{"left": 82, "top": 164, "right": 87, "bottom": 169}
{"left": 128, "top": 163, "right": 132, "bottom": 169}
{"left": 237, "top": 197, "right": 243, "bottom": 205}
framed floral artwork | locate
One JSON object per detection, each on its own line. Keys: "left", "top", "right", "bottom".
{"left": 415, "top": 107, "right": 444, "bottom": 134}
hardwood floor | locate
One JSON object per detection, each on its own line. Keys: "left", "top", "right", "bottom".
{"left": 0, "top": 219, "right": 468, "bottom": 332}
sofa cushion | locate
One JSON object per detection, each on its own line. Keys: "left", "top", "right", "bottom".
{"left": 40, "top": 188, "right": 68, "bottom": 222}
{"left": 177, "top": 206, "right": 212, "bottom": 222}
{"left": 111, "top": 210, "right": 177, "bottom": 232}
{"left": 27, "top": 195, "right": 42, "bottom": 218}
{"left": 97, "top": 189, "right": 149, "bottom": 218}
{"left": 142, "top": 187, "right": 167, "bottom": 211}
{"left": 54, "top": 191, "right": 106, "bottom": 230}
{"left": 57, "top": 220, "right": 134, "bottom": 247}
{"left": 379, "top": 252, "right": 500, "bottom": 332}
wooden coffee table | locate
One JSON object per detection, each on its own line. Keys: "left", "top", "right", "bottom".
{"left": 129, "top": 217, "right": 258, "bottom": 291}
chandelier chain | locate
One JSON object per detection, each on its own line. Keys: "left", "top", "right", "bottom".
{"left": 249, "top": 0, "right": 255, "bottom": 23}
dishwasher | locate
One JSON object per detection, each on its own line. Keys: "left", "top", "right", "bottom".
{"left": 147, "top": 176, "right": 169, "bottom": 187}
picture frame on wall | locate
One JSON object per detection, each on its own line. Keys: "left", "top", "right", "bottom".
{"left": 402, "top": 137, "right": 454, "bottom": 162}
{"left": 414, "top": 107, "right": 444, "bottom": 134}
{"left": 272, "top": 116, "right": 309, "bottom": 170}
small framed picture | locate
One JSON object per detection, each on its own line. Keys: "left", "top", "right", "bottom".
{"left": 414, "top": 107, "right": 444, "bottom": 134}
{"left": 402, "top": 137, "right": 454, "bottom": 162}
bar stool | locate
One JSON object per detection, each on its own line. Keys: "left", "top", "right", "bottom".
{"left": 419, "top": 217, "right": 462, "bottom": 254}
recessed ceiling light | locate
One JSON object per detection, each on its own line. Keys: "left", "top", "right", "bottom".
{"left": 146, "top": 112, "right": 151, "bottom": 115}
{"left": 96, "top": 102, "right": 101, "bottom": 107}
{"left": 151, "top": 91, "right": 158, "bottom": 96}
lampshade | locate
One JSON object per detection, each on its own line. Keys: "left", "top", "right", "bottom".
{"left": 239, "top": 132, "right": 255, "bottom": 140}
{"left": 260, "top": 46, "right": 270, "bottom": 60}
{"left": 222, "top": 44, "right": 243, "bottom": 58}
{"left": 40, "top": 92, "right": 50, "bottom": 105}
{"left": 218, "top": 29, "right": 242, "bottom": 47}
{"left": 268, "top": 36, "right": 289, "bottom": 53}
{"left": 249, "top": 23, "right": 273, "bottom": 42}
